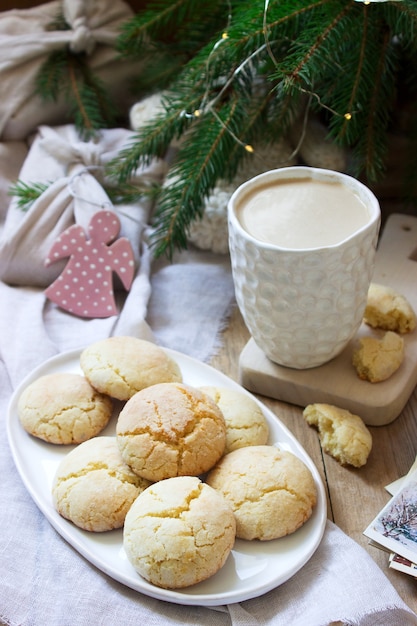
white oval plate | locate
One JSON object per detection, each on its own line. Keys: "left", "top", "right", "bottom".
{"left": 7, "top": 348, "right": 327, "bottom": 606}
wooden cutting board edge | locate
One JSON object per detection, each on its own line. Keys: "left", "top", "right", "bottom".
{"left": 238, "top": 213, "right": 417, "bottom": 426}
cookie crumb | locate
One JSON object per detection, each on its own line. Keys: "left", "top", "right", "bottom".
{"left": 303, "top": 403, "right": 372, "bottom": 468}
{"left": 352, "top": 331, "right": 404, "bottom": 383}
{"left": 364, "top": 283, "right": 416, "bottom": 334}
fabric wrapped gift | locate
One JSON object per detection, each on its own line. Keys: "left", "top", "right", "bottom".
{"left": 0, "top": 0, "right": 141, "bottom": 141}
{"left": 0, "top": 124, "right": 167, "bottom": 315}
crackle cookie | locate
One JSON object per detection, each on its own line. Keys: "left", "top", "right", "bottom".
{"left": 364, "top": 283, "right": 416, "bottom": 334}
{"left": 352, "top": 330, "right": 404, "bottom": 383}
{"left": 116, "top": 382, "right": 226, "bottom": 481}
{"left": 206, "top": 445, "right": 317, "bottom": 541}
{"left": 123, "top": 476, "right": 236, "bottom": 589}
{"left": 80, "top": 336, "right": 182, "bottom": 401}
{"left": 18, "top": 372, "right": 112, "bottom": 444}
{"left": 303, "top": 403, "right": 372, "bottom": 468}
{"left": 52, "top": 437, "right": 151, "bottom": 532}
{"left": 200, "top": 386, "right": 269, "bottom": 454}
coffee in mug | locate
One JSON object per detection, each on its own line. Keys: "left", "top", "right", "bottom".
{"left": 236, "top": 176, "right": 371, "bottom": 249}
{"left": 228, "top": 166, "right": 381, "bottom": 369}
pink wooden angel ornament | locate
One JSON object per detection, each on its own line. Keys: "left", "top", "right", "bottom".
{"left": 44, "top": 210, "right": 135, "bottom": 318}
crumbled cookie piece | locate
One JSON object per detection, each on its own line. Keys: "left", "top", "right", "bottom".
{"left": 206, "top": 445, "right": 317, "bottom": 541}
{"left": 200, "top": 386, "right": 269, "bottom": 454}
{"left": 364, "top": 283, "right": 416, "bottom": 334}
{"left": 303, "top": 403, "right": 372, "bottom": 468}
{"left": 52, "top": 437, "right": 151, "bottom": 532}
{"left": 352, "top": 331, "right": 404, "bottom": 383}
{"left": 123, "top": 476, "right": 236, "bottom": 589}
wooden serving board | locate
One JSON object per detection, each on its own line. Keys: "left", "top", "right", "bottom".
{"left": 239, "top": 213, "right": 417, "bottom": 426}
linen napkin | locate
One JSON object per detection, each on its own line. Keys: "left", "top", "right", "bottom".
{"left": 1, "top": 140, "right": 417, "bottom": 625}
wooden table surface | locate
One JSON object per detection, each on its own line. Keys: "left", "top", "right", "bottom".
{"left": 210, "top": 304, "right": 417, "bottom": 614}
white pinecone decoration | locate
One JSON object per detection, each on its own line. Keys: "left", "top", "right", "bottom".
{"left": 187, "top": 183, "right": 235, "bottom": 254}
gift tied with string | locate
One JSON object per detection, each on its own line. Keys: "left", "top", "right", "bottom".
{"left": 0, "top": 124, "right": 168, "bottom": 317}
{"left": 0, "top": 0, "right": 141, "bottom": 141}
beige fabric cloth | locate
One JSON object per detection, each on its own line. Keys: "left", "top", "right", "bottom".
{"left": 0, "top": 0, "right": 140, "bottom": 140}
{"left": 0, "top": 124, "right": 166, "bottom": 288}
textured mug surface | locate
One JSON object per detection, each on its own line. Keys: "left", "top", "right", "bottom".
{"left": 228, "top": 166, "right": 381, "bottom": 369}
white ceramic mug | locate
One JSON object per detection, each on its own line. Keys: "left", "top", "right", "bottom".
{"left": 228, "top": 166, "right": 381, "bottom": 369}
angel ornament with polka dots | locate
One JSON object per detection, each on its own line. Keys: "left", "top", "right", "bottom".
{"left": 44, "top": 210, "right": 135, "bottom": 318}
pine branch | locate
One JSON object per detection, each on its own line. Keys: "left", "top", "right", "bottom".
{"left": 8, "top": 180, "right": 50, "bottom": 211}
{"left": 108, "top": 31, "right": 244, "bottom": 183}
{"left": 35, "top": 49, "right": 69, "bottom": 102}
{"left": 117, "top": 0, "right": 226, "bottom": 59}
{"left": 223, "top": 90, "right": 277, "bottom": 180}
{"left": 150, "top": 96, "right": 250, "bottom": 257}
{"left": 110, "top": 0, "right": 417, "bottom": 256}
{"left": 44, "top": 9, "right": 70, "bottom": 32}
{"left": 384, "top": 0, "right": 417, "bottom": 43}
{"left": 352, "top": 17, "right": 399, "bottom": 181}
{"left": 8, "top": 179, "right": 156, "bottom": 213}
{"left": 67, "top": 55, "right": 117, "bottom": 139}
{"left": 108, "top": 96, "right": 196, "bottom": 183}
{"left": 325, "top": 8, "right": 371, "bottom": 145}
{"left": 268, "top": 1, "right": 347, "bottom": 76}
{"left": 35, "top": 11, "right": 117, "bottom": 139}
{"left": 128, "top": 52, "right": 187, "bottom": 96}
{"left": 106, "top": 181, "right": 159, "bottom": 205}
